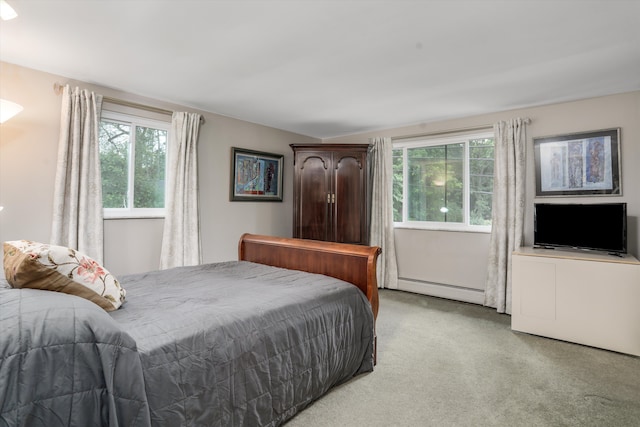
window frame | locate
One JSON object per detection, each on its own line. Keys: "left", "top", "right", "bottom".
{"left": 99, "top": 110, "right": 171, "bottom": 219}
{"left": 393, "top": 130, "right": 495, "bottom": 233}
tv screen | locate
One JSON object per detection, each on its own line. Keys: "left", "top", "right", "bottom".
{"left": 534, "top": 203, "right": 627, "bottom": 254}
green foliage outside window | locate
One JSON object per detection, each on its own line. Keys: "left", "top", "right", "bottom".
{"left": 393, "top": 136, "right": 495, "bottom": 227}
{"left": 133, "top": 126, "right": 167, "bottom": 208}
{"left": 99, "top": 121, "right": 130, "bottom": 208}
{"left": 99, "top": 119, "right": 167, "bottom": 210}
{"left": 407, "top": 143, "right": 463, "bottom": 223}
{"left": 392, "top": 149, "right": 403, "bottom": 222}
{"left": 469, "top": 138, "right": 495, "bottom": 226}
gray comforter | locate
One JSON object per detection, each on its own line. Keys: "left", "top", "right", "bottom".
{"left": 0, "top": 261, "right": 374, "bottom": 427}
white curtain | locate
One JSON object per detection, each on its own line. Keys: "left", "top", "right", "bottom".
{"left": 51, "top": 85, "right": 104, "bottom": 262}
{"left": 160, "top": 112, "right": 202, "bottom": 269}
{"left": 369, "top": 137, "right": 399, "bottom": 289}
{"left": 484, "top": 118, "right": 529, "bottom": 314}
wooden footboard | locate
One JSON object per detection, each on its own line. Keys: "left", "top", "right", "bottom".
{"left": 238, "top": 233, "right": 381, "bottom": 319}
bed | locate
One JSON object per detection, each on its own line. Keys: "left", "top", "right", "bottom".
{"left": 0, "top": 233, "right": 380, "bottom": 427}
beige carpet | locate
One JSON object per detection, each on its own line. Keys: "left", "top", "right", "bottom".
{"left": 285, "top": 289, "right": 640, "bottom": 426}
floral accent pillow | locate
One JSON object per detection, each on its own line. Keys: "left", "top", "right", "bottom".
{"left": 3, "top": 240, "right": 126, "bottom": 311}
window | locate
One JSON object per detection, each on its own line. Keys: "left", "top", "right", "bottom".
{"left": 393, "top": 131, "right": 495, "bottom": 231}
{"left": 99, "top": 111, "right": 169, "bottom": 218}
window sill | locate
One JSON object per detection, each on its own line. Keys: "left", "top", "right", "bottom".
{"left": 393, "top": 224, "right": 491, "bottom": 234}
{"left": 104, "top": 216, "right": 165, "bottom": 220}
{"left": 103, "top": 210, "right": 165, "bottom": 220}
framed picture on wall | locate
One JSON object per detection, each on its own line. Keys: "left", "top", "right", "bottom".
{"left": 230, "top": 147, "right": 284, "bottom": 201}
{"left": 533, "top": 128, "right": 621, "bottom": 197}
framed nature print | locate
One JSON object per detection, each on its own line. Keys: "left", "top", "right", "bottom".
{"left": 230, "top": 147, "right": 283, "bottom": 201}
{"left": 534, "top": 128, "right": 621, "bottom": 197}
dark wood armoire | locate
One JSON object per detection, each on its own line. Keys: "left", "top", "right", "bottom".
{"left": 290, "top": 144, "right": 371, "bottom": 245}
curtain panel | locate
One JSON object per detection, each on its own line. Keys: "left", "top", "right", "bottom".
{"left": 484, "top": 118, "right": 529, "bottom": 314}
{"left": 51, "top": 85, "right": 104, "bottom": 263}
{"left": 369, "top": 137, "right": 399, "bottom": 289}
{"left": 160, "top": 112, "right": 202, "bottom": 269}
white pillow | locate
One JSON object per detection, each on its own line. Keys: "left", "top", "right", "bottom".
{"left": 3, "top": 240, "right": 126, "bottom": 311}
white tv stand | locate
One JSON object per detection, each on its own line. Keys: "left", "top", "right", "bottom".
{"left": 512, "top": 247, "right": 640, "bottom": 356}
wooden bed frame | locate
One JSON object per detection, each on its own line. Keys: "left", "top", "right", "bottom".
{"left": 238, "top": 233, "right": 381, "bottom": 319}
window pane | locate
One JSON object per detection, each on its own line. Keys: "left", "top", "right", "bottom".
{"left": 407, "top": 143, "right": 463, "bottom": 223}
{"left": 99, "top": 121, "right": 130, "bottom": 208}
{"left": 392, "top": 148, "right": 403, "bottom": 222}
{"left": 407, "top": 147, "right": 430, "bottom": 221}
{"left": 469, "top": 138, "right": 495, "bottom": 225}
{"left": 133, "top": 126, "right": 167, "bottom": 208}
{"left": 444, "top": 145, "right": 463, "bottom": 223}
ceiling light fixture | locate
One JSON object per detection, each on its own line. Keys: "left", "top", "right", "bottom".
{"left": 0, "top": 99, "right": 24, "bottom": 123}
{"left": 0, "top": 0, "right": 18, "bottom": 20}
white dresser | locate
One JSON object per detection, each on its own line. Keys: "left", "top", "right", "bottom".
{"left": 511, "top": 247, "right": 640, "bottom": 356}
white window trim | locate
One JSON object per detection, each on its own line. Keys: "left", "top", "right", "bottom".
{"left": 104, "top": 208, "right": 167, "bottom": 220}
{"left": 100, "top": 110, "right": 170, "bottom": 219}
{"left": 393, "top": 130, "right": 494, "bottom": 233}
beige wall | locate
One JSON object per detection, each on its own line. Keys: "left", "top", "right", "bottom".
{"left": 0, "top": 62, "right": 318, "bottom": 276}
{"left": 325, "top": 91, "right": 640, "bottom": 303}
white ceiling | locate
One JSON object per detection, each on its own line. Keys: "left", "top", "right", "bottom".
{"left": 1, "top": 0, "right": 639, "bottom": 139}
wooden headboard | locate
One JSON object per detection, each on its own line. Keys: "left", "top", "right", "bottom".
{"left": 238, "top": 233, "right": 381, "bottom": 319}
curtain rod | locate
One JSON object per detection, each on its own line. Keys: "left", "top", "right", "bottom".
{"left": 53, "top": 83, "right": 205, "bottom": 123}
{"left": 392, "top": 118, "right": 531, "bottom": 141}
{"left": 392, "top": 124, "right": 493, "bottom": 141}
{"left": 103, "top": 96, "right": 173, "bottom": 116}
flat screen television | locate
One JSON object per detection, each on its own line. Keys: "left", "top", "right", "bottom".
{"left": 533, "top": 202, "right": 627, "bottom": 254}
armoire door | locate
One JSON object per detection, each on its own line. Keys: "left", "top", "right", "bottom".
{"left": 293, "top": 151, "right": 332, "bottom": 241}
{"left": 332, "top": 150, "right": 368, "bottom": 244}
